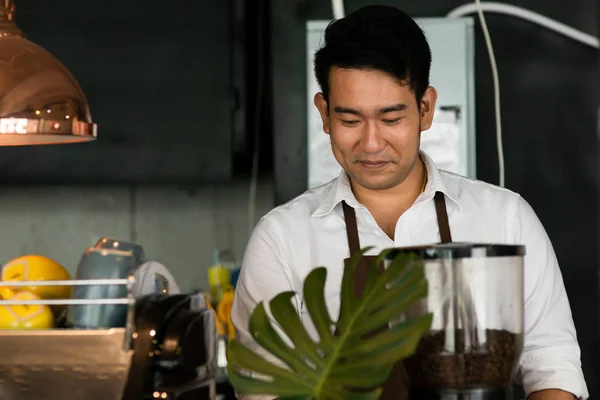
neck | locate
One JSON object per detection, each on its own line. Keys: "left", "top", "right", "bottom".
{"left": 351, "top": 158, "right": 426, "bottom": 238}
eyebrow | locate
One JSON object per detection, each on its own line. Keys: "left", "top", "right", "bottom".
{"left": 333, "top": 104, "right": 408, "bottom": 115}
{"left": 379, "top": 104, "right": 408, "bottom": 113}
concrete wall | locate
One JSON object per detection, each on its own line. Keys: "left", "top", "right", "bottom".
{"left": 0, "top": 178, "right": 274, "bottom": 293}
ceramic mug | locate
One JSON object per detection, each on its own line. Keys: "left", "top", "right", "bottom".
{"left": 68, "top": 247, "right": 136, "bottom": 329}
{"left": 94, "top": 237, "right": 146, "bottom": 267}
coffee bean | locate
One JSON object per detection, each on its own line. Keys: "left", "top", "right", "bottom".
{"left": 403, "top": 329, "right": 522, "bottom": 390}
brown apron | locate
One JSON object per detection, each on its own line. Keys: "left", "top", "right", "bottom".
{"left": 340, "top": 191, "right": 453, "bottom": 400}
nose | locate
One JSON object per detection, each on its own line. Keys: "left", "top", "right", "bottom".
{"left": 360, "top": 121, "right": 386, "bottom": 153}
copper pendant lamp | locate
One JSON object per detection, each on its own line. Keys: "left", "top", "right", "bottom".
{"left": 0, "top": 0, "right": 97, "bottom": 146}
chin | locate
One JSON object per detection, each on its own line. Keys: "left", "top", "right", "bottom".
{"left": 363, "top": 182, "right": 397, "bottom": 191}
{"left": 353, "top": 176, "right": 398, "bottom": 191}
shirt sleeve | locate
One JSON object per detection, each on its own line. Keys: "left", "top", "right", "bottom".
{"left": 230, "top": 216, "right": 298, "bottom": 400}
{"left": 512, "top": 195, "right": 588, "bottom": 399}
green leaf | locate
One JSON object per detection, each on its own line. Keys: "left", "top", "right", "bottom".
{"left": 226, "top": 340, "right": 308, "bottom": 386}
{"left": 248, "top": 301, "right": 319, "bottom": 378}
{"left": 368, "top": 267, "right": 426, "bottom": 312}
{"left": 303, "top": 267, "right": 335, "bottom": 350}
{"left": 337, "top": 247, "right": 371, "bottom": 333}
{"left": 327, "top": 361, "right": 394, "bottom": 382}
{"left": 227, "top": 368, "right": 311, "bottom": 397}
{"left": 269, "top": 292, "right": 326, "bottom": 368}
{"left": 227, "top": 247, "right": 432, "bottom": 399}
{"left": 341, "top": 314, "right": 434, "bottom": 367}
{"left": 355, "top": 282, "right": 428, "bottom": 336}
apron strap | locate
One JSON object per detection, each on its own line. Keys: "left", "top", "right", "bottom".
{"left": 342, "top": 191, "right": 452, "bottom": 250}
{"left": 434, "top": 191, "right": 452, "bottom": 243}
{"left": 342, "top": 200, "right": 362, "bottom": 256}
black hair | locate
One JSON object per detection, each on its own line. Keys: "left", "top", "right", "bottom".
{"left": 314, "top": 5, "right": 432, "bottom": 106}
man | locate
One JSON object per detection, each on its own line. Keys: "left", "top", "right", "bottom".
{"left": 231, "top": 5, "right": 588, "bottom": 400}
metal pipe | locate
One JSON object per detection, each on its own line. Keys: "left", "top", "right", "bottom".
{"left": 0, "top": 298, "right": 134, "bottom": 305}
{"left": 0, "top": 278, "right": 133, "bottom": 286}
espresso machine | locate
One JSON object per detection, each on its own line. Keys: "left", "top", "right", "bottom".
{"left": 386, "top": 243, "right": 526, "bottom": 400}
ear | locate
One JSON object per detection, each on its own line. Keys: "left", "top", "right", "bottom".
{"left": 314, "top": 92, "right": 330, "bottom": 134}
{"left": 419, "top": 86, "right": 438, "bottom": 131}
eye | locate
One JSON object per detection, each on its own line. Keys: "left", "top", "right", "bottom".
{"left": 341, "top": 120, "right": 360, "bottom": 127}
{"left": 383, "top": 118, "right": 401, "bottom": 125}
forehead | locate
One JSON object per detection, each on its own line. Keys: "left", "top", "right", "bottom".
{"left": 328, "top": 67, "right": 415, "bottom": 107}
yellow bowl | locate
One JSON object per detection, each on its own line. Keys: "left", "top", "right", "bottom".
{"left": 2, "top": 255, "right": 71, "bottom": 315}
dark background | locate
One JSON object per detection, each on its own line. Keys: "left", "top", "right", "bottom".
{"left": 3, "top": 0, "right": 599, "bottom": 396}
{"left": 2, "top": 0, "right": 259, "bottom": 184}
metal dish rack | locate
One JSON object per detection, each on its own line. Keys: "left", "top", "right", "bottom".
{"left": 0, "top": 276, "right": 138, "bottom": 400}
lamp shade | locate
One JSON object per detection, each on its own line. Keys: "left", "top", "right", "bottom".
{"left": 0, "top": 1, "right": 97, "bottom": 146}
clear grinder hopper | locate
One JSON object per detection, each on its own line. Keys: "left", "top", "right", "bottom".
{"left": 386, "top": 243, "right": 525, "bottom": 400}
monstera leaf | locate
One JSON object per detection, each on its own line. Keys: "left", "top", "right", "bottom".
{"left": 226, "top": 247, "right": 433, "bottom": 400}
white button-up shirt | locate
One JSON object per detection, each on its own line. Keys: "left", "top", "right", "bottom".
{"left": 231, "top": 152, "right": 588, "bottom": 399}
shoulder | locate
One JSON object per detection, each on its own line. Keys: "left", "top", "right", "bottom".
{"left": 440, "top": 169, "right": 524, "bottom": 212}
{"left": 258, "top": 179, "right": 336, "bottom": 231}
{"left": 439, "top": 170, "right": 545, "bottom": 240}
{"left": 244, "top": 179, "right": 336, "bottom": 270}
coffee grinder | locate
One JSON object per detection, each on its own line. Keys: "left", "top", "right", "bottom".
{"left": 386, "top": 243, "right": 525, "bottom": 400}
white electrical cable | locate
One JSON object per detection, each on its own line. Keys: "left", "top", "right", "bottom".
{"left": 467, "top": 0, "right": 504, "bottom": 187}
{"left": 447, "top": 2, "right": 599, "bottom": 187}
{"left": 248, "top": 0, "right": 265, "bottom": 238}
{"left": 331, "top": 0, "right": 345, "bottom": 19}
{"left": 447, "top": 2, "right": 599, "bottom": 49}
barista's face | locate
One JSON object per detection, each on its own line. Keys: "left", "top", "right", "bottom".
{"left": 314, "top": 67, "right": 437, "bottom": 191}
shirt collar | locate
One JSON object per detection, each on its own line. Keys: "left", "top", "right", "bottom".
{"left": 311, "top": 151, "right": 462, "bottom": 218}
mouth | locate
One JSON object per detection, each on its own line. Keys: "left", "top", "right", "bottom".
{"left": 358, "top": 161, "right": 389, "bottom": 169}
